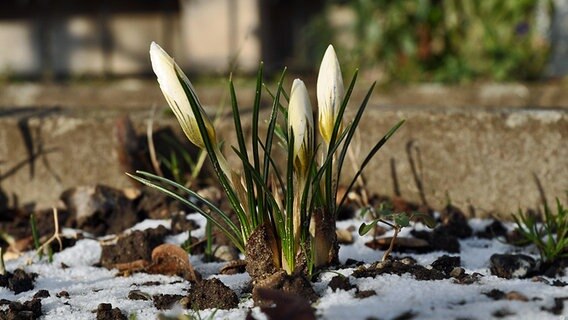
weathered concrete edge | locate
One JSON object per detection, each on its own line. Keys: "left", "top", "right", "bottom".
{"left": 1, "top": 103, "right": 567, "bottom": 218}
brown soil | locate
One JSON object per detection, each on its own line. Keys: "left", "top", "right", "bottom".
{"left": 32, "top": 290, "right": 50, "bottom": 299}
{"left": 311, "top": 207, "right": 339, "bottom": 267}
{"left": 253, "top": 288, "right": 316, "bottom": 320}
{"left": 245, "top": 224, "right": 279, "bottom": 282}
{"left": 95, "top": 303, "right": 127, "bottom": 320}
{"left": 430, "top": 255, "right": 461, "bottom": 275}
{"left": 0, "top": 269, "right": 37, "bottom": 294}
{"left": 328, "top": 275, "right": 355, "bottom": 292}
{"left": 100, "top": 226, "right": 169, "bottom": 269}
{"left": 152, "top": 294, "right": 184, "bottom": 310}
{"left": 352, "top": 257, "right": 447, "bottom": 281}
{"left": 252, "top": 270, "right": 318, "bottom": 307}
{"left": 182, "top": 278, "right": 239, "bottom": 310}
{"left": 0, "top": 298, "right": 42, "bottom": 320}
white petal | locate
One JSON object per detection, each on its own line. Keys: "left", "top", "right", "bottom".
{"left": 317, "top": 44, "right": 344, "bottom": 143}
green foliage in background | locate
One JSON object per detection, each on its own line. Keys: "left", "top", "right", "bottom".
{"left": 318, "top": 0, "right": 552, "bottom": 82}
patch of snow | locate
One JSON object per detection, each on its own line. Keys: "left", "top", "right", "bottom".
{"left": 1, "top": 216, "right": 567, "bottom": 319}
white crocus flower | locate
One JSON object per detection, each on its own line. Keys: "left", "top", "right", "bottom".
{"left": 150, "top": 42, "right": 216, "bottom": 150}
{"left": 317, "top": 44, "right": 344, "bottom": 145}
{"left": 150, "top": 42, "right": 233, "bottom": 181}
{"left": 288, "top": 79, "right": 314, "bottom": 177}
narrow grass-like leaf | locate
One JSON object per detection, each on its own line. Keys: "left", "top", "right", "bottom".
{"left": 128, "top": 172, "right": 245, "bottom": 252}
{"left": 263, "top": 68, "right": 287, "bottom": 186}
{"left": 258, "top": 139, "right": 286, "bottom": 193}
{"left": 230, "top": 147, "right": 286, "bottom": 238}
{"left": 176, "top": 69, "right": 251, "bottom": 239}
{"left": 334, "top": 82, "right": 376, "bottom": 202}
{"left": 252, "top": 63, "right": 263, "bottom": 172}
{"left": 30, "top": 213, "right": 42, "bottom": 259}
{"left": 229, "top": 79, "right": 259, "bottom": 226}
{"left": 284, "top": 131, "right": 295, "bottom": 273}
{"left": 252, "top": 63, "right": 264, "bottom": 216}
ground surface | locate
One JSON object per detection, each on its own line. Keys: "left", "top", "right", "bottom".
{"left": 2, "top": 213, "right": 567, "bottom": 320}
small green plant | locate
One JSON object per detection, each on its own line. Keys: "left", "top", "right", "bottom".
{"left": 129, "top": 42, "right": 404, "bottom": 275}
{"left": 513, "top": 198, "right": 568, "bottom": 264}
{"left": 30, "top": 208, "right": 62, "bottom": 263}
{"left": 358, "top": 203, "right": 436, "bottom": 261}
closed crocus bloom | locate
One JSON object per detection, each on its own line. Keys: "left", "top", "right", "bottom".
{"left": 288, "top": 79, "right": 314, "bottom": 176}
{"left": 317, "top": 44, "right": 344, "bottom": 144}
{"left": 150, "top": 42, "right": 216, "bottom": 149}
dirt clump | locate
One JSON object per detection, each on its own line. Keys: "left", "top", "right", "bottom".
{"left": 431, "top": 255, "right": 461, "bottom": 275}
{"left": 254, "top": 288, "right": 316, "bottom": 320}
{"left": 245, "top": 224, "right": 279, "bottom": 282}
{"left": 252, "top": 270, "right": 318, "bottom": 307}
{"left": 328, "top": 275, "right": 355, "bottom": 292}
{"left": 0, "top": 269, "right": 37, "bottom": 294}
{"left": 100, "top": 225, "right": 168, "bottom": 269}
{"left": 0, "top": 298, "right": 42, "bottom": 320}
{"left": 489, "top": 254, "right": 537, "bottom": 279}
{"left": 152, "top": 294, "right": 184, "bottom": 310}
{"left": 182, "top": 278, "right": 238, "bottom": 310}
{"left": 95, "top": 303, "right": 127, "bottom": 320}
{"left": 33, "top": 290, "right": 50, "bottom": 299}
{"left": 438, "top": 205, "right": 473, "bottom": 239}
{"left": 352, "top": 258, "right": 447, "bottom": 281}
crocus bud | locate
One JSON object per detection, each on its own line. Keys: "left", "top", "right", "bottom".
{"left": 150, "top": 42, "right": 216, "bottom": 149}
{"left": 288, "top": 79, "right": 314, "bottom": 177}
{"left": 317, "top": 45, "right": 344, "bottom": 144}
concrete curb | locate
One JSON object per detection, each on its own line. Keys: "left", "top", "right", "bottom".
{"left": 1, "top": 81, "right": 567, "bottom": 216}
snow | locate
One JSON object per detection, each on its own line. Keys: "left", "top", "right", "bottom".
{"left": 2, "top": 215, "right": 567, "bottom": 320}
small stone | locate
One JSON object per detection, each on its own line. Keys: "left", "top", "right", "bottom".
{"left": 450, "top": 267, "right": 465, "bottom": 278}
{"left": 490, "top": 254, "right": 536, "bottom": 279}
{"left": 213, "top": 245, "right": 240, "bottom": 262}
{"left": 220, "top": 260, "right": 247, "bottom": 275}
{"left": 128, "top": 290, "right": 151, "bottom": 301}
{"left": 532, "top": 276, "right": 550, "bottom": 284}
{"left": 95, "top": 303, "right": 126, "bottom": 320}
{"left": 505, "top": 291, "right": 529, "bottom": 302}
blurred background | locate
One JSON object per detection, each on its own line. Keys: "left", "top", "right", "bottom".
{"left": 0, "top": 0, "right": 567, "bottom": 215}
{"left": 0, "top": 0, "right": 567, "bottom": 82}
